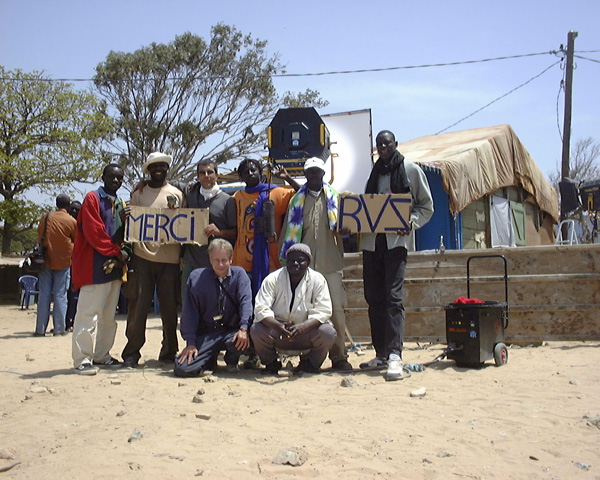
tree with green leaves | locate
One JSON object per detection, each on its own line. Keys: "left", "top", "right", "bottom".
{"left": 93, "top": 24, "right": 327, "bottom": 187}
{"left": 0, "top": 66, "right": 114, "bottom": 254}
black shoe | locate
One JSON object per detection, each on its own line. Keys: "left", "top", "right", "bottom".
{"left": 294, "top": 359, "right": 321, "bottom": 374}
{"left": 243, "top": 354, "right": 261, "bottom": 370}
{"left": 93, "top": 357, "right": 122, "bottom": 369}
{"left": 33, "top": 332, "right": 45, "bottom": 337}
{"left": 53, "top": 331, "right": 67, "bottom": 336}
{"left": 262, "top": 360, "right": 282, "bottom": 375}
{"left": 331, "top": 359, "right": 353, "bottom": 371}
{"left": 158, "top": 355, "right": 176, "bottom": 364}
{"left": 122, "top": 357, "right": 138, "bottom": 369}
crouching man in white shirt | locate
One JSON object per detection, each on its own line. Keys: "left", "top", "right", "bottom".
{"left": 251, "top": 243, "right": 336, "bottom": 374}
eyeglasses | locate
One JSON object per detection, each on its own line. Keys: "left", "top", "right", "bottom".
{"left": 198, "top": 170, "right": 216, "bottom": 176}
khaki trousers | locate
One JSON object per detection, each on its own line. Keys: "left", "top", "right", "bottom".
{"left": 72, "top": 280, "right": 122, "bottom": 368}
{"left": 323, "top": 272, "right": 348, "bottom": 363}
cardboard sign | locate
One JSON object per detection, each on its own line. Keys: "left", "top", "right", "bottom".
{"left": 338, "top": 193, "right": 412, "bottom": 233}
{"left": 125, "top": 207, "right": 209, "bottom": 245}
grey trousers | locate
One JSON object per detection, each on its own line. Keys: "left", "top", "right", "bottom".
{"left": 250, "top": 321, "right": 337, "bottom": 368}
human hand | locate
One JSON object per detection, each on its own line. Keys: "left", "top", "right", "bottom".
{"left": 117, "top": 250, "right": 129, "bottom": 264}
{"left": 204, "top": 223, "right": 220, "bottom": 237}
{"left": 177, "top": 345, "right": 198, "bottom": 365}
{"left": 132, "top": 180, "right": 148, "bottom": 194}
{"left": 271, "top": 164, "right": 287, "bottom": 179}
{"left": 233, "top": 329, "right": 250, "bottom": 351}
{"left": 396, "top": 221, "right": 413, "bottom": 236}
{"left": 288, "top": 321, "right": 310, "bottom": 339}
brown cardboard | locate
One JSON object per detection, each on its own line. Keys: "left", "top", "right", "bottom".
{"left": 125, "top": 207, "right": 209, "bottom": 244}
{"left": 338, "top": 193, "right": 412, "bottom": 233}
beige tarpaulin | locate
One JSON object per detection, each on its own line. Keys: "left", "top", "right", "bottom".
{"left": 395, "top": 125, "right": 559, "bottom": 222}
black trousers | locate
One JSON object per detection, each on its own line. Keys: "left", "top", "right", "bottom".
{"left": 174, "top": 329, "right": 248, "bottom": 377}
{"left": 122, "top": 254, "right": 180, "bottom": 362}
{"left": 362, "top": 234, "right": 407, "bottom": 359}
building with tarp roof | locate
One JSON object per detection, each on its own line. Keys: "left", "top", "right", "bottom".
{"left": 396, "top": 124, "right": 559, "bottom": 250}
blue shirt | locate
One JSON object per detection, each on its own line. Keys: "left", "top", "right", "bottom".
{"left": 180, "top": 265, "right": 253, "bottom": 346}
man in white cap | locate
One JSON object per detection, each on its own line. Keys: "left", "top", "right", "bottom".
{"left": 279, "top": 157, "right": 352, "bottom": 371}
{"left": 122, "top": 152, "right": 184, "bottom": 368}
{"left": 251, "top": 243, "right": 336, "bottom": 374}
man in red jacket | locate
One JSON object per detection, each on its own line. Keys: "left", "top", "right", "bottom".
{"left": 71, "top": 164, "right": 130, "bottom": 375}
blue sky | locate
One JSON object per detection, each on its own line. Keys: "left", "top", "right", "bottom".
{"left": 1, "top": 0, "right": 599, "bottom": 200}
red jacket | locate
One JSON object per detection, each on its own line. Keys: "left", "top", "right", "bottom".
{"left": 71, "top": 189, "right": 125, "bottom": 290}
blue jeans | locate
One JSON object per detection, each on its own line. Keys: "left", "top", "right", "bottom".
{"left": 36, "top": 267, "right": 70, "bottom": 335}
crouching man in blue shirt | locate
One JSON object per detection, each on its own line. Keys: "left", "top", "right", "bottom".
{"left": 175, "top": 238, "right": 253, "bottom": 377}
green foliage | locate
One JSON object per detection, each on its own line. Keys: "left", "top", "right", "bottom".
{"left": 282, "top": 89, "right": 329, "bottom": 109}
{"left": 0, "top": 66, "right": 114, "bottom": 253}
{"left": 94, "top": 24, "right": 327, "bottom": 187}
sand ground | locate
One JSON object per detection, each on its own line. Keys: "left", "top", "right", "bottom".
{"left": 0, "top": 304, "right": 599, "bottom": 479}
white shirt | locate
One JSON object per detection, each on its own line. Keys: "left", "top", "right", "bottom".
{"left": 254, "top": 267, "right": 333, "bottom": 325}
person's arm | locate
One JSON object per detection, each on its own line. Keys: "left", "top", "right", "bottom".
{"left": 80, "top": 194, "right": 122, "bottom": 258}
{"left": 179, "top": 272, "right": 203, "bottom": 348}
{"left": 408, "top": 164, "right": 434, "bottom": 230}
{"left": 272, "top": 165, "right": 301, "bottom": 191}
{"left": 259, "top": 316, "right": 292, "bottom": 338}
{"left": 306, "top": 271, "right": 333, "bottom": 323}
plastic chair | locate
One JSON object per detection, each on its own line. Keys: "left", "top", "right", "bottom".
{"left": 19, "top": 275, "right": 40, "bottom": 310}
{"left": 555, "top": 219, "right": 578, "bottom": 245}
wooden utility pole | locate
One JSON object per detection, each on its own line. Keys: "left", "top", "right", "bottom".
{"left": 560, "top": 30, "right": 578, "bottom": 221}
{"left": 561, "top": 30, "right": 578, "bottom": 182}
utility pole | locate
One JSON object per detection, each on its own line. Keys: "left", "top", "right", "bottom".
{"left": 560, "top": 30, "right": 578, "bottom": 221}
{"left": 561, "top": 30, "right": 578, "bottom": 182}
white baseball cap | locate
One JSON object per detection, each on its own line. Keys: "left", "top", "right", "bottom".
{"left": 303, "top": 157, "right": 326, "bottom": 172}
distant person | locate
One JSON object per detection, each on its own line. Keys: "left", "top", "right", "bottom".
{"left": 175, "top": 239, "right": 252, "bottom": 377}
{"left": 251, "top": 243, "right": 336, "bottom": 374}
{"left": 71, "top": 164, "right": 130, "bottom": 375}
{"left": 121, "top": 152, "right": 184, "bottom": 368}
{"left": 280, "top": 157, "right": 352, "bottom": 371}
{"left": 359, "top": 130, "right": 433, "bottom": 380}
{"left": 181, "top": 160, "right": 237, "bottom": 300}
{"left": 66, "top": 200, "right": 82, "bottom": 332}
{"left": 34, "top": 194, "right": 77, "bottom": 337}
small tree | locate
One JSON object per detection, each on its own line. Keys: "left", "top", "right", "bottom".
{"left": 549, "top": 137, "right": 600, "bottom": 190}
{"left": 0, "top": 66, "right": 114, "bottom": 254}
{"left": 93, "top": 25, "right": 327, "bottom": 187}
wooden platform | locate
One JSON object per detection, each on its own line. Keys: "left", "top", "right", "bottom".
{"left": 343, "top": 244, "right": 600, "bottom": 343}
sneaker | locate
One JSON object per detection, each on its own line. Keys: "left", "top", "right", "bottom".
{"left": 359, "top": 357, "right": 388, "bottom": 371}
{"left": 122, "top": 357, "right": 138, "bottom": 369}
{"left": 331, "top": 359, "right": 353, "bottom": 371}
{"left": 53, "top": 331, "right": 67, "bottom": 336}
{"left": 262, "top": 360, "right": 282, "bottom": 375}
{"left": 93, "top": 357, "right": 122, "bottom": 369}
{"left": 385, "top": 358, "right": 404, "bottom": 381}
{"left": 75, "top": 363, "right": 99, "bottom": 376}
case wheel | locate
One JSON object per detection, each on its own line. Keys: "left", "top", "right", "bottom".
{"left": 493, "top": 343, "right": 508, "bottom": 366}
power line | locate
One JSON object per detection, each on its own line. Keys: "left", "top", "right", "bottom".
{"left": 574, "top": 54, "right": 600, "bottom": 64}
{"left": 273, "top": 51, "right": 558, "bottom": 77}
{"left": 0, "top": 50, "right": 562, "bottom": 83}
{"left": 435, "top": 60, "right": 562, "bottom": 135}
